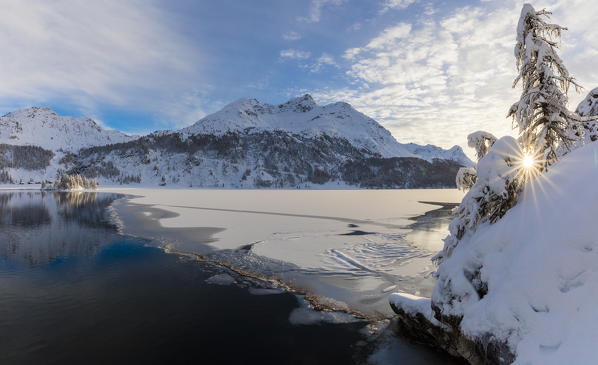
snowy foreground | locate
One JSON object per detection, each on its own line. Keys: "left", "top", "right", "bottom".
{"left": 392, "top": 142, "right": 598, "bottom": 363}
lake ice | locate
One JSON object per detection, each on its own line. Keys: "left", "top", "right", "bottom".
{"left": 108, "top": 188, "right": 464, "bottom": 317}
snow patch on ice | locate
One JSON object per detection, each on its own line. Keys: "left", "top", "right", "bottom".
{"left": 288, "top": 295, "right": 361, "bottom": 325}
{"left": 389, "top": 292, "right": 441, "bottom": 326}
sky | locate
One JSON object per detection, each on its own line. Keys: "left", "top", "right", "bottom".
{"left": 0, "top": 0, "right": 597, "bottom": 155}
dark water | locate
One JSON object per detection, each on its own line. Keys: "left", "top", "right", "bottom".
{"left": 0, "top": 191, "right": 460, "bottom": 364}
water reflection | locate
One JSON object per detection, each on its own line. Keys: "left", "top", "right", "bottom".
{"left": 0, "top": 191, "right": 122, "bottom": 265}
{"left": 0, "top": 190, "right": 461, "bottom": 365}
{"left": 53, "top": 191, "right": 120, "bottom": 228}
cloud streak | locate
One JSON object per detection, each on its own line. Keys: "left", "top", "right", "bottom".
{"left": 280, "top": 49, "right": 312, "bottom": 60}
{"left": 283, "top": 31, "right": 302, "bottom": 41}
{"left": 298, "top": 0, "right": 345, "bottom": 23}
{"left": 0, "top": 0, "right": 205, "bottom": 128}
{"left": 380, "top": 0, "right": 417, "bottom": 14}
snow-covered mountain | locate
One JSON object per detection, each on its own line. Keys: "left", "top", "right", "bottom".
{"left": 574, "top": 88, "right": 598, "bottom": 143}
{"left": 65, "top": 131, "right": 463, "bottom": 188}
{"left": 181, "top": 95, "right": 472, "bottom": 164}
{"left": 575, "top": 87, "right": 598, "bottom": 117}
{"left": 0, "top": 97, "right": 471, "bottom": 188}
{"left": 404, "top": 143, "right": 472, "bottom": 167}
{"left": 0, "top": 107, "right": 134, "bottom": 151}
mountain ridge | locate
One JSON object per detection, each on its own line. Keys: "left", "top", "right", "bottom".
{"left": 0, "top": 106, "right": 134, "bottom": 151}
{"left": 180, "top": 94, "right": 473, "bottom": 166}
{"left": 0, "top": 96, "right": 472, "bottom": 188}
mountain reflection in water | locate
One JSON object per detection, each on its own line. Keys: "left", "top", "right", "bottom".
{"left": 0, "top": 190, "right": 464, "bottom": 365}
{"left": 0, "top": 191, "right": 122, "bottom": 266}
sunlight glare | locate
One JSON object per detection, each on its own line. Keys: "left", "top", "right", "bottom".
{"left": 523, "top": 153, "right": 535, "bottom": 169}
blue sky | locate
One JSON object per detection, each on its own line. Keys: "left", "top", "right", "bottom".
{"left": 0, "top": 0, "right": 597, "bottom": 153}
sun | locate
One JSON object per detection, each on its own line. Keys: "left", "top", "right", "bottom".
{"left": 522, "top": 153, "right": 535, "bottom": 168}
{"left": 517, "top": 150, "right": 542, "bottom": 182}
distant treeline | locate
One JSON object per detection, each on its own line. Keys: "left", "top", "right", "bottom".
{"left": 62, "top": 131, "right": 462, "bottom": 188}
{"left": 0, "top": 144, "right": 54, "bottom": 170}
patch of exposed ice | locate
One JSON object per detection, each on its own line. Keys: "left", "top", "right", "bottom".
{"left": 248, "top": 287, "right": 285, "bottom": 295}
{"left": 205, "top": 273, "right": 236, "bottom": 286}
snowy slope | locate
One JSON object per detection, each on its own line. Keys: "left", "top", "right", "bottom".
{"left": 426, "top": 142, "right": 598, "bottom": 363}
{"left": 181, "top": 94, "right": 472, "bottom": 164}
{"left": 70, "top": 131, "right": 462, "bottom": 189}
{"left": 0, "top": 107, "right": 134, "bottom": 152}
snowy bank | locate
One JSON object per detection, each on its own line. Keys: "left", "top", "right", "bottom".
{"left": 391, "top": 141, "right": 598, "bottom": 364}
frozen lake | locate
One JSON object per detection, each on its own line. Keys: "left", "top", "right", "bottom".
{"left": 0, "top": 190, "right": 464, "bottom": 364}
{"left": 109, "top": 188, "right": 464, "bottom": 317}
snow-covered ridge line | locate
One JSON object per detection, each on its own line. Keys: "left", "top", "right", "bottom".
{"left": 0, "top": 106, "right": 134, "bottom": 152}
{"left": 0, "top": 96, "right": 473, "bottom": 187}
{"left": 0, "top": 96, "right": 472, "bottom": 166}
{"left": 180, "top": 94, "right": 473, "bottom": 166}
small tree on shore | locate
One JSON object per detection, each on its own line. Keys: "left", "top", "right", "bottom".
{"left": 53, "top": 174, "right": 98, "bottom": 190}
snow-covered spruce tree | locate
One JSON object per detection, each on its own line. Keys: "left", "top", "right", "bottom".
{"left": 468, "top": 131, "right": 497, "bottom": 161}
{"left": 433, "top": 2, "right": 591, "bottom": 328}
{"left": 442, "top": 4, "right": 589, "bottom": 263}
{"left": 53, "top": 174, "right": 98, "bottom": 190}
{"left": 455, "top": 131, "right": 498, "bottom": 191}
{"left": 507, "top": 4, "right": 587, "bottom": 168}
{"left": 436, "top": 136, "right": 523, "bottom": 263}
{"left": 455, "top": 167, "right": 477, "bottom": 191}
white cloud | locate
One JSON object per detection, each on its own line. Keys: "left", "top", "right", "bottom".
{"left": 298, "top": 0, "right": 345, "bottom": 23}
{"left": 280, "top": 49, "right": 312, "bottom": 60}
{"left": 343, "top": 48, "right": 362, "bottom": 60}
{"left": 311, "top": 53, "right": 338, "bottom": 72}
{"left": 283, "top": 31, "right": 302, "bottom": 41}
{"left": 364, "top": 23, "right": 413, "bottom": 50}
{"left": 317, "top": 1, "right": 598, "bottom": 157}
{"left": 380, "top": 0, "right": 417, "bottom": 14}
{"left": 343, "top": 23, "right": 412, "bottom": 60}
{"left": 350, "top": 23, "right": 362, "bottom": 31}
{"left": 0, "top": 0, "right": 205, "bottom": 128}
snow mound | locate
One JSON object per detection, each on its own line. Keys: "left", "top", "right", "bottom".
{"left": 389, "top": 293, "right": 440, "bottom": 326}
{"left": 433, "top": 142, "right": 598, "bottom": 364}
{"left": 288, "top": 295, "right": 361, "bottom": 325}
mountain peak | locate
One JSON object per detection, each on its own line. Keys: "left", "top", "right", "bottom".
{"left": 278, "top": 94, "right": 317, "bottom": 112}
{"left": 180, "top": 94, "right": 471, "bottom": 162}
{"left": 224, "top": 98, "right": 261, "bottom": 110}
{"left": 0, "top": 107, "right": 134, "bottom": 151}
{"left": 3, "top": 106, "right": 58, "bottom": 119}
